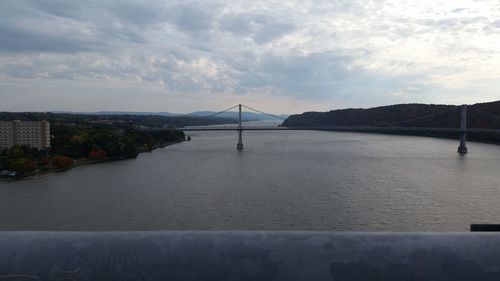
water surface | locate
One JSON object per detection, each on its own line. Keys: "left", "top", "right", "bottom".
{"left": 1, "top": 131, "right": 499, "bottom": 231}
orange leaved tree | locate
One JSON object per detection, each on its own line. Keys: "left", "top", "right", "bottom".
{"left": 51, "top": 156, "right": 73, "bottom": 169}
{"left": 88, "top": 149, "right": 107, "bottom": 160}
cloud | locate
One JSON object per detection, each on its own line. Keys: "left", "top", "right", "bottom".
{"left": 218, "top": 12, "right": 295, "bottom": 44}
{"left": 0, "top": 0, "right": 499, "bottom": 113}
{"left": 168, "top": 2, "right": 217, "bottom": 32}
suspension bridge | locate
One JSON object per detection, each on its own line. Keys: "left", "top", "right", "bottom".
{"left": 164, "top": 104, "right": 500, "bottom": 153}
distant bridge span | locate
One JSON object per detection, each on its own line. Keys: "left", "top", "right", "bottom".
{"left": 147, "top": 104, "right": 500, "bottom": 153}
{"left": 179, "top": 126, "right": 500, "bottom": 134}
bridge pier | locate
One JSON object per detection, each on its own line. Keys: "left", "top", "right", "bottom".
{"left": 237, "top": 104, "right": 243, "bottom": 151}
{"left": 237, "top": 129, "right": 243, "bottom": 150}
{"left": 458, "top": 104, "right": 468, "bottom": 154}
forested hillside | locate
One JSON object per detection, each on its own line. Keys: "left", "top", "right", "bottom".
{"left": 283, "top": 101, "right": 500, "bottom": 128}
{"left": 282, "top": 100, "right": 500, "bottom": 143}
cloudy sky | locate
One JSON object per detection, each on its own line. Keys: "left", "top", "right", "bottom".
{"left": 0, "top": 0, "right": 499, "bottom": 114}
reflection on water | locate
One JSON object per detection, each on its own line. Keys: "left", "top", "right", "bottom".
{"left": 0, "top": 131, "right": 499, "bottom": 231}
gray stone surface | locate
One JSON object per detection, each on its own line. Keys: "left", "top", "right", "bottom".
{"left": 1, "top": 232, "right": 500, "bottom": 280}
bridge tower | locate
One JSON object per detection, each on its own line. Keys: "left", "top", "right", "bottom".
{"left": 237, "top": 104, "right": 243, "bottom": 151}
{"left": 458, "top": 104, "right": 468, "bottom": 154}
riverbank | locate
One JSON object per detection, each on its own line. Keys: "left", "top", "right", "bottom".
{"left": 0, "top": 139, "right": 185, "bottom": 182}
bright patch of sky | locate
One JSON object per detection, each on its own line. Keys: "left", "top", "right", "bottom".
{"left": 0, "top": 0, "right": 499, "bottom": 113}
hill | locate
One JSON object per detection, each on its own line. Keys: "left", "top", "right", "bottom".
{"left": 52, "top": 111, "right": 178, "bottom": 116}
{"left": 282, "top": 100, "right": 500, "bottom": 143}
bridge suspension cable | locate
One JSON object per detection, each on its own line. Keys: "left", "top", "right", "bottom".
{"left": 198, "top": 104, "right": 239, "bottom": 119}
{"left": 241, "top": 105, "right": 287, "bottom": 121}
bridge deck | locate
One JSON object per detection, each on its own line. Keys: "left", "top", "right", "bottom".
{"left": 175, "top": 126, "right": 500, "bottom": 133}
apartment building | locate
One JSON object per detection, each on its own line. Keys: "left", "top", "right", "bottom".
{"left": 0, "top": 121, "right": 50, "bottom": 150}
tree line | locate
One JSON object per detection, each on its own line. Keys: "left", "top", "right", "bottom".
{"left": 1, "top": 123, "right": 185, "bottom": 176}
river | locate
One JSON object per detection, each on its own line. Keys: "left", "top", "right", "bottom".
{"left": 0, "top": 131, "right": 499, "bottom": 231}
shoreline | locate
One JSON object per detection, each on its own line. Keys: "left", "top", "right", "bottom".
{"left": 0, "top": 139, "right": 185, "bottom": 182}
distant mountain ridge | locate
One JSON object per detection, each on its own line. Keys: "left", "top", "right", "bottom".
{"left": 51, "top": 111, "right": 178, "bottom": 116}
{"left": 1, "top": 111, "right": 237, "bottom": 128}
{"left": 282, "top": 100, "right": 500, "bottom": 129}
{"left": 188, "top": 111, "right": 288, "bottom": 121}
{"left": 51, "top": 110, "right": 288, "bottom": 121}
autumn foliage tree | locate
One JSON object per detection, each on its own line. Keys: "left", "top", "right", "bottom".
{"left": 7, "top": 159, "right": 37, "bottom": 174}
{"left": 39, "top": 157, "right": 50, "bottom": 166}
{"left": 51, "top": 156, "right": 73, "bottom": 169}
{"left": 88, "top": 149, "right": 107, "bottom": 160}
{"left": 22, "top": 159, "right": 37, "bottom": 173}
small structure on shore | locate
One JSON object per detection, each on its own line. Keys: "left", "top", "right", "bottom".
{"left": 0, "top": 170, "right": 18, "bottom": 178}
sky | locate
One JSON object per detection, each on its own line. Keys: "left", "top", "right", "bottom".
{"left": 0, "top": 0, "right": 499, "bottom": 114}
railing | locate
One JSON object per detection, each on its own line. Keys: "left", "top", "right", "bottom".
{"left": 1, "top": 231, "right": 500, "bottom": 280}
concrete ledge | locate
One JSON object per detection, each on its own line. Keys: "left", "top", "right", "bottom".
{"left": 1, "top": 232, "right": 500, "bottom": 280}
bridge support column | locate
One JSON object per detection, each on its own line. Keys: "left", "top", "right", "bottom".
{"left": 458, "top": 104, "right": 468, "bottom": 154}
{"left": 237, "top": 130, "right": 243, "bottom": 150}
{"left": 237, "top": 104, "right": 243, "bottom": 151}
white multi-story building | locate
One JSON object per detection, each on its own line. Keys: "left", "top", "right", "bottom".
{"left": 0, "top": 121, "right": 50, "bottom": 150}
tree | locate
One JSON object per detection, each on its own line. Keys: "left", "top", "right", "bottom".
{"left": 492, "top": 118, "right": 500, "bottom": 129}
{"left": 7, "top": 146, "right": 25, "bottom": 159}
{"left": 143, "top": 143, "right": 153, "bottom": 152}
{"left": 22, "top": 159, "right": 37, "bottom": 173}
{"left": 120, "top": 141, "right": 139, "bottom": 158}
{"left": 39, "top": 157, "right": 50, "bottom": 166}
{"left": 8, "top": 159, "right": 26, "bottom": 173}
{"left": 51, "top": 156, "right": 73, "bottom": 169}
{"left": 88, "top": 149, "right": 107, "bottom": 160}
{"left": 70, "top": 135, "right": 85, "bottom": 144}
